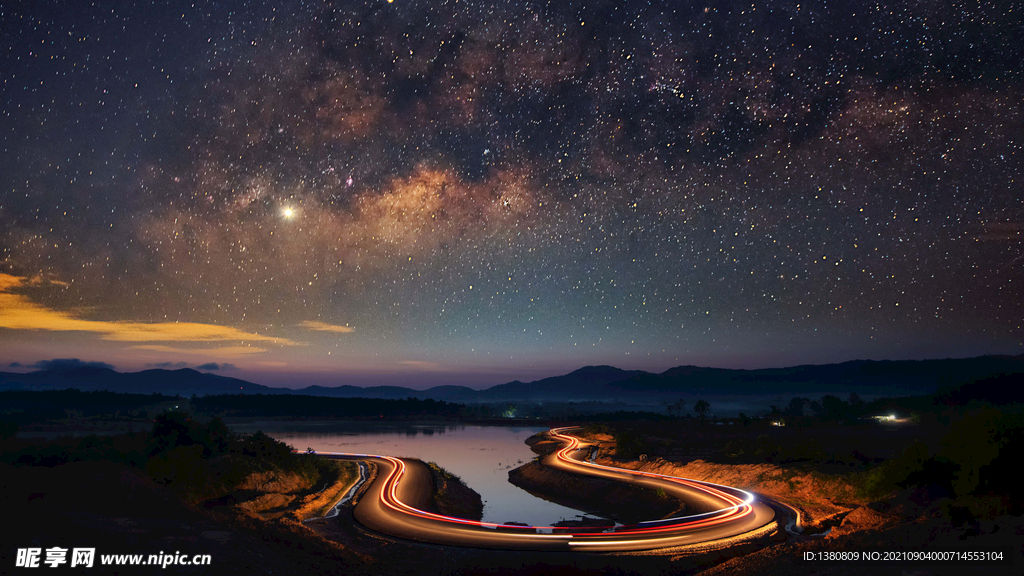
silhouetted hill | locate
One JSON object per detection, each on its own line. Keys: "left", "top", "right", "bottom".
{"left": 935, "top": 372, "right": 1024, "bottom": 406}
{"left": 417, "top": 385, "right": 481, "bottom": 401}
{"left": 608, "top": 356, "right": 1024, "bottom": 396}
{"left": 1, "top": 355, "right": 1022, "bottom": 402}
{"left": 478, "top": 365, "right": 648, "bottom": 399}
{"left": 37, "top": 366, "right": 121, "bottom": 380}
{"left": 0, "top": 367, "right": 272, "bottom": 396}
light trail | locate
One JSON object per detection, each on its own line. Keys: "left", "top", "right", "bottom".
{"left": 309, "top": 426, "right": 774, "bottom": 550}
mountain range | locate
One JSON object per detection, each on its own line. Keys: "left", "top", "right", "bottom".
{"left": 2, "top": 355, "right": 1022, "bottom": 402}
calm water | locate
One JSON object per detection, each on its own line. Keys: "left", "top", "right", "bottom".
{"left": 227, "top": 420, "right": 602, "bottom": 526}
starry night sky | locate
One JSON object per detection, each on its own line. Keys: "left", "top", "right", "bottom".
{"left": 1, "top": 0, "right": 1021, "bottom": 388}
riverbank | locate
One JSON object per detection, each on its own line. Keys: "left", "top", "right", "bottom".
{"left": 506, "top": 428, "right": 900, "bottom": 540}
{"left": 16, "top": 422, "right": 1010, "bottom": 575}
{"left": 555, "top": 427, "right": 1023, "bottom": 575}
{"left": 507, "top": 434, "right": 683, "bottom": 524}
{"left": 426, "top": 461, "right": 485, "bottom": 520}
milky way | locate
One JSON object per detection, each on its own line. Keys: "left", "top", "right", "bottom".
{"left": 1, "top": 0, "right": 1021, "bottom": 387}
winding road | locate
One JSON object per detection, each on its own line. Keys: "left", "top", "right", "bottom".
{"left": 315, "top": 426, "right": 775, "bottom": 551}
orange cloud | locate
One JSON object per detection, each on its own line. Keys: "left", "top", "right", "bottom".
{"left": 398, "top": 360, "right": 443, "bottom": 371}
{"left": 0, "top": 274, "right": 22, "bottom": 292}
{"left": 131, "top": 345, "right": 269, "bottom": 358}
{"left": 0, "top": 273, "right": 292, "bottom": 345}
{"left": 298, "top": 320, "right": 355, "bottom": 334}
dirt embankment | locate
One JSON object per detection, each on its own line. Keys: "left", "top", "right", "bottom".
{"left": 292, "top": 461, "right": 363, "bottom": 521}
{"left": 598, "top": 456, "right": 859, "bottom": 530}
{"left": 523, "top": 430, "right": 865, "bottom": 531}
{"left": 6, "top": 461, "right": 368, "bottom": 575}
{"left": 508, "top": 433, "right": 684, "bottom": 524}
{"left": 695, "top": 491, "right": 1024, "bottom": 576}
{"left": 231, "top": 470, "right": 312, "bottom": 517}
{"left": 564, "top": 429, "right": 861, "bottom": 531}
{"left": 190, "top": 458, "right": 362, "bottom": 525}
{"left": 426, "top": 462, "right": 484, "bottom": 521}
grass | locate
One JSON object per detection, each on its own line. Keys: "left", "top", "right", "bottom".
{"left": 426, "top": 461, "right": 463, "bottom": 484}
{"left": 301, "top": 459, "right": 360, "bottom": 519}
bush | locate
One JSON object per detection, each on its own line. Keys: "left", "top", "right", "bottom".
{"left": 860, "top": 440, "right": 930, "bottom": 499}
{"left": 147, "top": 444, "right": 206, "bottom": 487}
{"left": 937, "top": 408, "right": 1023, "bottom": 498}
{"left": 615, "top": 430, "right": 646, "bottom": 459}
{"left": 235, "top": 431, "right": 294, "bottom": 465}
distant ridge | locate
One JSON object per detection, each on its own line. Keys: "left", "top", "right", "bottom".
{"left": 477, "top": 365, "right": 648, "bottom": 399}
{"left": 1, "top": 355, "right": 1022, "bottom": 401}
{"left": 0, "top": 367, "right": 271, "bottom": 396}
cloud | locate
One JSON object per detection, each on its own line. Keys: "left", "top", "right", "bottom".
{"left": 146, "top": 361, "right": 191, "bottom": 369}
{"left": 398, "top": 360, "right": 443, "bottom": 372}
{"left": 0, "top": 273, "right": 294, "bottom": 345}
{"left": 25, "top": 274, "right": 69, "bottom": 287}
{"left": 8, "top": 362, "right": 22, "bottom": 367}
{"left": 99, "top": 322, "right": 289, "bottom": 343}
{"left": 30, "top": 358, "right": 116, "bottom": 371}
{"left": 298, "top": 320, "right": 355, "bottom": 334}
{"left": 0, "top": 274, "right": 23, "bottom": 292}
{"left": 197, "top": 362, "right": 237, "bottom": 371}
{"left": 131, "top": 344, "right": 268, "bottom": 358}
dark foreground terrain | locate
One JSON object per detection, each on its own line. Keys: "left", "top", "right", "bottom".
{"left": 4, "top": 380, "right": 1022, "bottom": 575}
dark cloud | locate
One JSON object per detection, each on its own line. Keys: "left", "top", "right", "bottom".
{"left": 147, "top": 362, "right": 191, "bottom": 369}
{"left": 8, "top": 362, "right": 22, "bottom": 368}
{"left": 197, "top": 363, "right": 237, "bottom": 371}
{"left": 31, "top": 359, "right": 116, "bottom": 372}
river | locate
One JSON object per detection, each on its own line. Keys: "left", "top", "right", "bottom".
{"left": 227, "top": 419, "right": 604, "bottom": 526}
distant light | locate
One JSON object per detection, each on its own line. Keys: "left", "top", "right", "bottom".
{"left": 282, "top": 207, "right": 295, "bottom": 219}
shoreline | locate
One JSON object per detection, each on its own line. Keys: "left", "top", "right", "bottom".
{"left": 507, "top": 434, "right": 685, "bottom": 524}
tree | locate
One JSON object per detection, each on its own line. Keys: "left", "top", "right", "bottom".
{"left": 202, "top": 416, "right": 233, "bottom": 456}
{"left": 239, "top": 430, "right": 294, "bottom": 464}
{"left": 694, "top": 399, "right": 711, "bottom": 425}
{"left": 821, "top": 395, "right": 849, "bottom": 420}
{"left": 848, "top": 393, "right": 863, "bottom": 408}
{"left": 150, "top": 411, "right": 198, "bottom": 455}
{"left": 785, "top": 397, "right": 808, "bottom": 418}
{"left": 615, "top": 430, "right": 645, "bottom": 459}
{"left": 0, "top": 420, "right": 18, "bottom": 440}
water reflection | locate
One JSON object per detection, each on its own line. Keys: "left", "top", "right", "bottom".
{"left": 228, "top": 420, "right": 602, "bottom": 526}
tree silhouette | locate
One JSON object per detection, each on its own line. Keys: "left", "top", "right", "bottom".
{"left": 694, "top": 399, "right": 711, "bottom": 425}
{"left": 821, "top": 395, "right": 849, "bottom": 420}
{"left": 785, "top": 397, "right": 808, "bottom": 418}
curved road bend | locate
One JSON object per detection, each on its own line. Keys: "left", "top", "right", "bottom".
{"left": 316, "top": 427, "right": 774, "bottom": 552}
